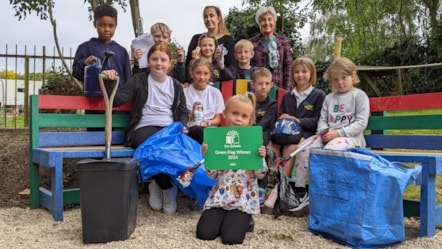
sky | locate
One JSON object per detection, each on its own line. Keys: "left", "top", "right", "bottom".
{"left": 1, "top": 1, "right": 309, "bottom": 54}
{"left": 0, "top": 1, "right": 309, "bottom": 75}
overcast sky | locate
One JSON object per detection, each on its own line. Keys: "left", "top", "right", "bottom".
{"left": 1, "top": 1, "right": 309, "bottom": 74}
{"left": 1, "top": 1, "right": 246, "bottom": 53}
{"left": 2, "top": 1, "right": 310, "bottom": 51}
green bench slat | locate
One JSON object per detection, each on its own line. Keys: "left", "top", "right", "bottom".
{"left": 36, "top": 113, "right": 130, "bottom": 128}
{"left": 367, "top": 115, "right": 442, "bottom": 130}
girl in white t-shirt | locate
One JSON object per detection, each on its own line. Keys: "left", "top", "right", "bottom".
{"left": 184, "top": 57, "right": 225, "bottom": 144}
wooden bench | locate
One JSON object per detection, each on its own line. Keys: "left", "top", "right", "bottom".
{"left": 29, "top": 94, "right": 134, "bottom": 221}
{"left": 365, "top": 91, "right": 442, "bottom": 237}
{"left": 218, "top": 81, "right": 442, "bottom": 236}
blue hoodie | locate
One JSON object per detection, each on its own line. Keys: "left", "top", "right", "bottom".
{"left": 72, "top": 38, "right": 131, "bottom": 85}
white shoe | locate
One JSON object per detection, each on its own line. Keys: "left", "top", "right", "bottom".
{"left": 148, "top": 181, "right": 163, "bottom": 211}
{"left": 162, "top": 184, "right": 177, "bottom": 214}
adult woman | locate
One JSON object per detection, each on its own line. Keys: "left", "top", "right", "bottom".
{"left": 102, "top": 43, "right": 189, "bottom": 214}
{"left": 249, "top": 6, "right": 293, "bottom": 90}
{"left": 185, "top": 5, "right": 236, "bottom": 83}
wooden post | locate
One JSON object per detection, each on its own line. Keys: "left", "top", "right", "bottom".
{"left": 331, "top": 36, "right": 343, "bottom": 92}
{"left": 333, "top": 36, "right": 342, "bottom": 60}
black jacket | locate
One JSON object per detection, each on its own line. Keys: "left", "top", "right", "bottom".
{"left": 108, "top": 71, "right": 189, "bottom": 143}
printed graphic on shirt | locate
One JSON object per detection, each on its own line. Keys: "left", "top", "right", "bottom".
{"left": 329, "top": 104, "right": 354, "bottom": 124}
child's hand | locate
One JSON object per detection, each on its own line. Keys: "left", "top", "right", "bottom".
{"left": 191, "top": 47, "right": 201, "bottom": 60}
{"left": 201, "top": 143, "right": 208, "bottom": 155}
{"left": 101, "top": 70, "right": 118, "bottom": 80}
{"left": 189, "top": 101, "right": 201, "bottom": 121}
{"left": 84, "top": 55, "right": 96, "bottom": 66}
{"left": 175, "top": 46, "right": 185, "bottom": 63}
{"left": 182, "top": 126, "right": 188, "bottom": 134}
{"left": 321, "top": 130, "right": 339, "bottom": 143}
{"left": 258, "top": 145, "right": 266, "bottom": 158}
{"left": 133, "top": 48, "right": 143, "bottom": 61}
{"left": 214, "top": 47, "right": 221, "bottom": 61}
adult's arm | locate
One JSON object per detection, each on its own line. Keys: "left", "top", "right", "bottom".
{"left": 280, "top": 36, "right": 293, "bottom": 90}
{"left": 185, "top": 34, "right": 201, "bottom": 83}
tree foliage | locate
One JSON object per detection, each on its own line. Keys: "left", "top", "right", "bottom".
{"left": 307, "top": 0, "right": 441, "bottom": 62}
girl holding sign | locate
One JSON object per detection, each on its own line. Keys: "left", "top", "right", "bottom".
{"left": 196, "top": 93, "right": 268, "bottom": 245}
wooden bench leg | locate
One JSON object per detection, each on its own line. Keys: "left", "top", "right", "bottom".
{"left": 30, "top": 162, "right": 40, "bottom": 209}
{"left": 38, "top": 157, "right": 64, "bottom": 221}
{"left": 420, "top": 159, "right": 437, "bottom": 236}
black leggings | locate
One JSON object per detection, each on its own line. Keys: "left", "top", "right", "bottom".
{"left": 196, "top": 208, "right": 251, "bottom": 245}
{"left": 130, "top": 125, "right": 163, "bottom": 148}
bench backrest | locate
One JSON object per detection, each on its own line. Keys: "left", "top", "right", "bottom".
{"left": 29, "top": 94, "right": 131, "bottom": 149}
{"left": 215, "top": 80, "right": 287, "bottom": 126}
{"left": 366, "top": 92, "right": 442, "bottom": 150}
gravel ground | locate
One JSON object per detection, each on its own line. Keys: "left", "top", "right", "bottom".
{"left": 1, "top": 193, "right": 442, "bottom": 249}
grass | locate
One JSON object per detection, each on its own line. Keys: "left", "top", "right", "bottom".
{"left": 0, "top": 112, "right": 25, "bottom": 128}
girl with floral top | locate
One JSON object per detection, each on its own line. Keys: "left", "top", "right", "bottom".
{"left": 196, "top": 93, "right": 268, "bottom": 245}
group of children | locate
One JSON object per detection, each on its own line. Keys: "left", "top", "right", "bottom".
{"left": 76, "top": 5, "right": 370, "bottom": 246}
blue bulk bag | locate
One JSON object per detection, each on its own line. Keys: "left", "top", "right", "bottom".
{"left": 133, "top": 122, "right": 216, "bottom": 206}
{"left": 308, "top": 148, "right": 420, "bottom": 249}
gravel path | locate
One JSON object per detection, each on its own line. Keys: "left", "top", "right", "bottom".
{"left": 1, "top": 193, "right": 442, "bottom": 249}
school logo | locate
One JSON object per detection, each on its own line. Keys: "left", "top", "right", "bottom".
{"left": 225, "top": 130, "right": 240, "bottom": 146}
{"left": 303, "top": 101, "right": 314, "bottom": 111}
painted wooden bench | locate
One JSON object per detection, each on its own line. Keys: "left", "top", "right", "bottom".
{"left": 364, "top": 91, "right": 442, "bottom": 237}
{"left": 29, "top": 94, "right": 134, "bottom": 221}
{"left": 29, "top": 80, "right": 284, "bottom": 222}
{"left": 216, "top": 81, "right": 442, "bottom": 236}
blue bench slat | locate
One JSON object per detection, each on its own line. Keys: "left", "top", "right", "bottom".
{"left": 365, "top": 135, "right": 442, "bottom": 150}
{"left": 33, "top": 148, "right": 135, "bottom": 168}
{"left": 39, "top": 131, "right": 127, "bottom": 147}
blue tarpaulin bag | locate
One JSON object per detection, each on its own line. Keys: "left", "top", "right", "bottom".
{"left": 133, "top": 122, "right": 216, "bottom": 206}
{"left": 308, "top": 148, "right": 420, "bottom": 249}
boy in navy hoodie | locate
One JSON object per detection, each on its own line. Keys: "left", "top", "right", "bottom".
{"left": 72, "top": 5, "right": 131, "bottom": 86}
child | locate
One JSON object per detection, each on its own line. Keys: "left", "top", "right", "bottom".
{"left": 268, "top": 56, "right": 325, "bottom": 189}
{"left": 250, "top": 67, "right": 278, "bottom": 205}
{"left": 132, "top": 23, "right": 185, "bottom": 83}
{"left": 72, "top": 5, "right": 131, "bottom": 86}
{"left": 184, "top": 57, "right": 225, "bottom": 144}
{"left": 188, "top": 33, "right": 232, "bottom": 84}
{"left": 101, "top": 43, "right": 189, "bottom": 214}
{"left": 219, "top": 39, "right": 258, "bottom": 81}
{"left": 250, "top": 67, "right": 278, "bottom": 146}
{"left": 289, "top": 57, "right": 370, "bottom": 212}
{"left": 196, "top": 93, "right": 268, "bottom": 245}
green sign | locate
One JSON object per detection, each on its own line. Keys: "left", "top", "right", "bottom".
{"left": 204, "top": 126, "right": 263, "bottom": 170}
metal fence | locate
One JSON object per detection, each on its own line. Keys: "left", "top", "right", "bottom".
{"left": 0, "top": 44, "right": 74, "bottom": 128}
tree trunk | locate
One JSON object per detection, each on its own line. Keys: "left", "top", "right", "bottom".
{"left": 129, "top": 0, "right": 142, "bottom": 37}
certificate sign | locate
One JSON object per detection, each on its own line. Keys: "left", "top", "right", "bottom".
{"left": 204, "top": 126, "right": 263, "bottom": 170}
